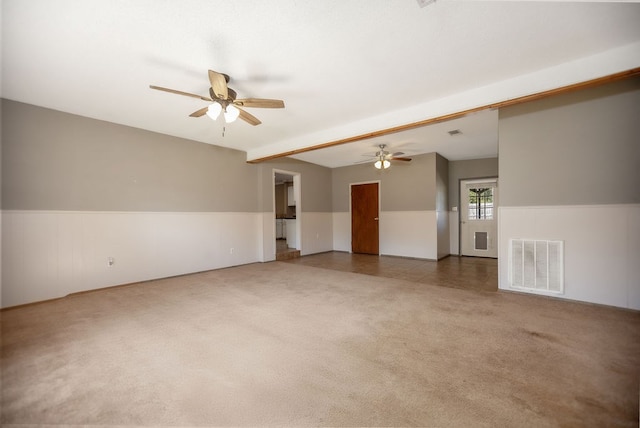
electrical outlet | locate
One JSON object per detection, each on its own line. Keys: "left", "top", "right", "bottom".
{"left": 107, "top": 257, "right": 115, "bottom": 267}
{"left": 229, "top": 248, "right": 234, "bottom": 254}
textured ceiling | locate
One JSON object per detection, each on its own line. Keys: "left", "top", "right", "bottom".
{"left": 2, "top": 0, "right": 639, "bottom": 168}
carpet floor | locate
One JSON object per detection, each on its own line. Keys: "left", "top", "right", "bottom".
{"left": 1, "top": 261, "right": 639, "bottom": 426}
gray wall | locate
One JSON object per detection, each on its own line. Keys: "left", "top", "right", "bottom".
{"left": 499, "top": 76, "right": 640, "bottom": 207}
{"left": 258, "top": 158, "right": 333, "bottom": 213}
{"left": 435, "top": 153, "right": 450, "bottom": 258}
{"left": 435, "top": 153, "right": 449, "bottom": 212}
{"left": 2, "top": 100, "right": 260, "bottom": 212}
{"left": 332, "top": 152, "right": 437, "bottom": 212}
{"left": 448, "top": 158, "right": 498, "bottom": 210}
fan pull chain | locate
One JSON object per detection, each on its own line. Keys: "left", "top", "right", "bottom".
{"left": 222, "top": 126, "right": 226, "bottom": 137}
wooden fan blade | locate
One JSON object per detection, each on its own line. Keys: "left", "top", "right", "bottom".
{"left": 237, "top": 107, "right": 261, "bottom": 126}
{"left": 391, "top": 157, "right": 412, "bottom": 162}
{"left": 234, "top": 98, "right": 285, "bottom": 109}
{"left": 189, "top": 106, "right": 209, "bottom": 117}
{"left": 208, "top": 70, "right": 228, "bottom": 100}
{"left": 150, "top": 85, "right": 212, "bottom": 102}
{"left": 391, "top": 151, "right": 405, "bottom": 157}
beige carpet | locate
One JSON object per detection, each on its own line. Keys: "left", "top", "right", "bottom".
{"left": 1, "top": 261, "right": 639, "bottom": 426}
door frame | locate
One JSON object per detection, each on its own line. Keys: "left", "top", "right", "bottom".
{"left": 459, "top": 177, "right": 498, "bottom": 258}
{"left": 273, "top": 169, "right": 301, "bottom": 253}
{"left": 349, "top": 180, "right": 381, "bottom": 255}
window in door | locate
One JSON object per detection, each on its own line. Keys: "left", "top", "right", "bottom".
{"left": 468, "top": 187, "right": 494, "bottom": 220}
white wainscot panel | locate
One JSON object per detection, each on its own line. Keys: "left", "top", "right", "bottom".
{"left": 300, "top": 212, "right": 333, "bottom": 256}
{"left": 0, "top": 211, "right": 2, "bottom": 308}
{"left": 332, "top": 212, "right": 351, "bottom": 252}
{"left": 380, "top": 211, "right": 437, "bottom": 260}
{"left": 437, "top": 211, "right": 450, "bottom": 259}
{"left": 261, "top": 212, "right": 276, "bottom": 263}
{"left": 499, "top": 205, "right": 640, "bottom": 309}
{"left": 1, "top": 211, "right": 262, "bottom": 308}
{"left": 449, "top": 211, "right": 460, "bottom": 256}
{"left": 627, "top": 205, "right": 640, "bottom": 310}
{"left": 3, "top": 211, "right": 62, "bottom": 306}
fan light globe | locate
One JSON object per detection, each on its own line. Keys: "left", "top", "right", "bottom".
{"left": 374, "top": 159, "right": 390, "bottom": 169}
{"left": 207, "top": 102, "right": 222, "bottom": 120}
{"left": 224, "top": 105, "right": 240, "bottom": 122}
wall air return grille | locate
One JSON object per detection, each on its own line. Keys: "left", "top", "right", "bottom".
{"left": 509, "top": 239, "right": 564, "bottom": 294}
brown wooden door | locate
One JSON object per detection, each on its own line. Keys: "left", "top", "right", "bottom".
{"left": 351, "top": 183, "right": 379, "bottom": 254}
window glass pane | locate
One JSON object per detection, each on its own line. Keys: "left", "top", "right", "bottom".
{"left": 468, "top": 187, "right": 493, "bottom": 220}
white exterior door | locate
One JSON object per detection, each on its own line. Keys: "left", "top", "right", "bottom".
{"left": 460, "top": 178, "right": 498, "bottom": 258}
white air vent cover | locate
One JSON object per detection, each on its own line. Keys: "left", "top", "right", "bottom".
{"left": 509, "top": 239, "right": 564, "bottom": 294}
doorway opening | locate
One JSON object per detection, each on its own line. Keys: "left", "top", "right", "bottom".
{"left": 460, "top": 178, "right": 498, "bottom": 258}
{"left": 274, "top": 170, "right": 301, "bottom": 260}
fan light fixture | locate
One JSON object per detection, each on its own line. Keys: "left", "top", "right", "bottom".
{"left": 206, "top": 102, "right": 239, "bottom": 123}
{"left": 206, "top": 102, "right": 222, "bottom": 120}
{"left": 374, "top": 158, "right": 390, "bottom": 169}
{"left": 224, "top": 104, "right": 240, "bottom": 122}
{"left": 365, "top": 144, "right": 411, "bottom": 169}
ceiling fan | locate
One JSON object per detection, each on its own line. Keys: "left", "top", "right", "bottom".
{"left": 361, "top": 144, "right": 412, "bottom": 169}
{"left": 150, "top": 69, "right": 285, "bottom": 126}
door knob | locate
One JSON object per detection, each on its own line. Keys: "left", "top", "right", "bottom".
{"left": 374, "top": 217, "right": 379, "bottom": 220}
